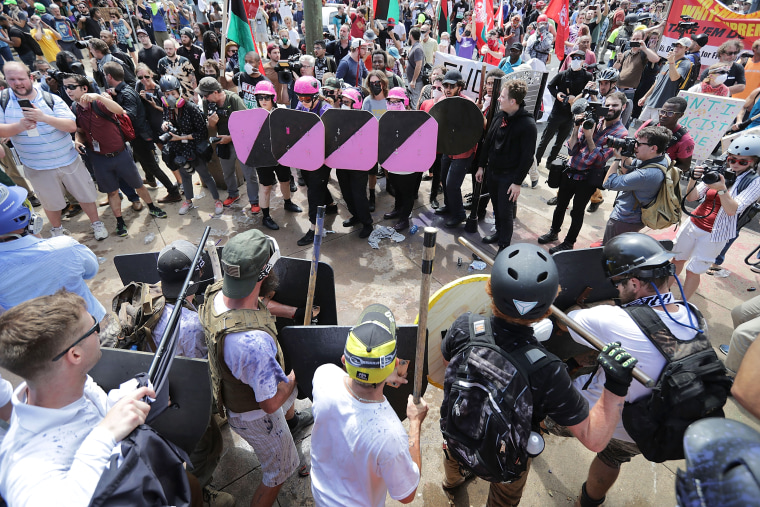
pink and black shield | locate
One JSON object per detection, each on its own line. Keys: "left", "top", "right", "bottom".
{"left": 378, "top": 111, "right": 437, "bottom": 173}
{"left": 321, "top": 109, "right": 378, "bottom": 171}
{"left": 269, "top": 108, "right": 325, "bottom": 171}
{"left": 429, "top": 97, "right": 484, "bottom": 155}
{"left": 228, "top": 108, "right": 277, "bottom": 168}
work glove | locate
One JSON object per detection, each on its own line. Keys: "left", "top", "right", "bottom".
{"left": 597, "top": 341, "right": 638, "bottom": 397}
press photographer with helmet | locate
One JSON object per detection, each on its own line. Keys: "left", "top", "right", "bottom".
{"left": 159, "top": 75, "right": 223, "bottom": 217}
{"left": 439, "top": 243, "right": 639, "bottom": 504}
{"left": 673, "top": 134, "right": 760, "bottom": 299}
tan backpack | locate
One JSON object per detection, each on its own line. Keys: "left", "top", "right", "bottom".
{"left": 635, "top": 157, "right": 682, "bottom": 230}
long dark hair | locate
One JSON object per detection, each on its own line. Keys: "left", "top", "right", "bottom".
{"left": 202, "top": 31, "right": 219, "bottom": 61}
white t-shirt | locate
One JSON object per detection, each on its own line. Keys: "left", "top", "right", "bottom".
{"left": 310, "top": 364, "right": 419, "bottom": 507}
{"left": 569, "top": 303, "right": 700, "bottom": 442}
{"left": 152, "top": 303, "right": 208, "bottom": 359}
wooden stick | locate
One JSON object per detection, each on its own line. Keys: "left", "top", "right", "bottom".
{"left": 205, "top": 239, "right": 222, "bottom": 282}
{"left": 414, "top": 227, "right": 438, "bottom": 403}
{"left": 304, "top": 206, "right": 325, "bottom": 326}
{"left": 456, "top": 236, "right": 656, "bottom": 388}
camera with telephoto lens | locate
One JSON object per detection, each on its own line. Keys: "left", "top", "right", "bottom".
{"left": 159, "top": 124, "right": 179, "bottom": 144}
{"left": 605, "top": 136, "right": 637, "bottom": 157}
{"left": 698, "top": 160, "right": 737, "bottom": 186}
{"left": 74, "top": 35, "right": 93, "bottom": 49}
{"left": 574, "top": 100, "right": 609, "bottom": 130}
{"left": 47, "top": 68, "right": 64, "bottom": 81}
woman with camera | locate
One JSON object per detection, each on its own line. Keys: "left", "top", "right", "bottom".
{"left": 159, "top": 75, "right": 223, "bottom": 216}
{"left": 673, "top": 134, "right": 760, "bottom": 298}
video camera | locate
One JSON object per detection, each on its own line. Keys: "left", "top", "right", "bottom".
{"left": 275, "top": 55, "right": 303, "bottom": 85}
{"left": 694, "top": 159, "right": 737, "bottom": 186}
{"left": 605, "top": 136, "right": 637, "bottom": 157}
{"left": 677, "top": 15, "right": 699, "bottom": 33}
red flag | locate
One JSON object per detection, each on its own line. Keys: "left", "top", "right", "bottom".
{"left": 545, "top": 0, "right": 569, "bottom": 60}
{"left": 474, "top": 0, "right": 494, "bottom": 51}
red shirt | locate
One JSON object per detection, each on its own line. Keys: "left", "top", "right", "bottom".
{"left": 350, "top": 13, "right": 366, "bottom": 39}
{"left": 75, "top": 102, "right": 126, "bottom": 154}
{"left": 483, "top": 40, "right": 504, "bottom": 66}
{"left": 691, "top": 188, "right": 722, "bottom": 232}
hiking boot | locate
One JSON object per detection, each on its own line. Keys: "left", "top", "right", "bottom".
{"left": 262, "top": 215, "right": 279, "bottom": 230}
{"left": 547, "top": 196, "right": 558, "bottom": 206}
{"left": 28, "top": 194, "right": 41, "bottom": 207}
{"left": 537, "top": 230, "right": 559, "bottom": 244}
{"left": 179, "top": 200, "right": 195, "bottom": 215}
{"left": 50, "top": 225, "right": 71, "bottom": 238}
{"left": 587, "top": 200, "right": 603, "bottom": 213}
{"left": 297, "top": 230, "right": 315, "bottom": 246}
{"left": 288, "top": 408, "right": 314, "bottom": 435}
{"left": 549, "top": 241, "right": 574, "bottom": 254}
{"left": 223, "top": 195, "right": 240, "bottom": 207}
{"left": 115, "top": 222, "right": 128, "bottom": 237}
{"left": 215, "top": 200, "right": 224, "bottom": 215}
{"left": 149, "top": 206, "right": 167, "bottom": 218}
{"left": 63, "top": 204, "right": 83, "bottom": 219}
{"left": 92, "top": 221, "right": 109, "bottom": 240}
{"left": 201, "top": 486, "right": 235, "bottom": 507}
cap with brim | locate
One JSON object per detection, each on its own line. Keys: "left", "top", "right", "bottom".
{"left": 196, "top": 76, "right": 223, "bottom": 96}
{"left": 387, "top": 17, "right": 396, "bottom": 26}
{"left": 136, "top": 28, "right": 149, "bottom": 36}
{"left": 442, "top": 69, "right": 463, "bottom": 84}
{"left": 510, "top": 42, "right": 523, "bottom": 52}
{"left": 363, "top": 29, "right": 376, "bottom": 41}
{"left": 34, "top": 2, "right": 45, "bottom": 12}
{"left": 157, "top": 240, "right": 198, "bottom": 299}
{"left": 344, "top": 304, "right": 397, "bottom": 384}
{"left": 221, "top": 229, "right": 272, "bottom": 299}
{"left": 350, "top": 38, "right": 364, "bottom": 50}
{"left": 675, "top": 37, "right": 691, "bottom": 47}
{"left": 4, "top": 0, "right": 18, "bottom": 5}
{"left": 388, "top": 47, "right": 400, "bottom": 59}
{"left": 569, "top": 49, "right": 585, "bottom": 57}
{"left": 322, "top": 76, "right": 341, "bottom": 90}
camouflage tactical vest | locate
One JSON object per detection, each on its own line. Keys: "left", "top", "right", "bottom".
{"left": 200, "top": 281, "right": 284, "bottom": 414}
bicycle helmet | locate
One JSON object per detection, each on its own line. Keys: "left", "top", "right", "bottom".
{"left": 0, "top": 184, "right": 42, "bottom": 237}
{"left": 602, "top": 233, "right": 674, "bottom": 280}
{"left": 490, "top": 243, "right": 559, "bottom": 320}
{"left": 253, "top": 80, "right": 277, "bottom": 96}
{"left": 294, "top": 75, "right": 320, "bottom": 96}
{"left": 598, "top": 68, "right": 620, "bottom": 82}
{"left": 159, "top": 75, "right": 182, "bottom": 93}
{"left": 341, "top": 88, "right": 362, "bottom": 109}
{"left": 387, "top": 87, "right": 409, "bottom": 107}
{"left": 727, "top": 134, "right": 760, "bottom": 159}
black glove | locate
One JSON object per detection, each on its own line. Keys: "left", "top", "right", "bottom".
{"left": 597, "top": 341, "right": 638, "bottom": 397}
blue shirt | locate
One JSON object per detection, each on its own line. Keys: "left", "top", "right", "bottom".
{"left": 151, "top": 4, "right": 167, "bottom": 32}
{"left": 335, "top": 56, "right": 368, "bottom": 87}
{"left": 499, "top": 56, "right": 523, "bottom": 74}
{"left": 0, "top": 235, "right": 106, "bottom": 320}
{"left": 604, "top": 155, "right": 669, "bottom": 224}
{"left": 749, "top": 97, "right": 760, "bottom": 129}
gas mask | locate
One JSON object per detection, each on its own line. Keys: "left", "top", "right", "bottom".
{"left": 166, "top": 95, "right": 179, "bottom": 108}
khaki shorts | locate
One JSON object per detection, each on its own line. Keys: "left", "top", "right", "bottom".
{"left": 544, "top": 417, "right": 641, "bottom": 469}
{"left": 24, "top": 158, "right": 98, "bottom": 211}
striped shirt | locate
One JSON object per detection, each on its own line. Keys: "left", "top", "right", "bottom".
{"left": 0, "top": 87, "right": 78, "bottom": 170}
{"left": 693, "top": 170, "right": 760, "bottom": 243}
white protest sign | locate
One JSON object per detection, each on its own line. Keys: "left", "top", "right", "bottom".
{"left": 433, "top": 51, "right": 498, "bottom": 100}
{"left": 677, "top": 91, "right": 744, "bottom": 162}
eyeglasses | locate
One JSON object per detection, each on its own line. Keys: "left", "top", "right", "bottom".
{"left": 255, "top": 94, "right": 272, "bottom": 102}
{"left": 571, "top": 56, "right": 585, "bottom": 60}
{"left": 421, "top": 31, "right": 429, "bottom": 35}
{"left": 634, "top": 140, "right": 654, "bottom": 147}
{"left": 727, "top": 156, "right": 752, "bottom": 167}
{"left": 64, "top": 84, "right": 81, "bottom": 90}
{"left": 658, "top": 109, "right": 680, "bottom": 117}
{"left": 138, "top": 75, "right": 152, "bottom": 80}
{"left": 52, "top": 314, "right": 99, "bottom": 362}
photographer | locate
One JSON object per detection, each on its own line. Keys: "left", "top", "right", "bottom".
{"left": 601, "top": 125, "right": 671, "bottom": 243}
{"left": 198, "top": 77, "right": 260, "bottom": 214}
{"left": 638, "top": 37, "right": 692, "bottom": 124}
{"left": 263, "top": 43, "right": 289, "bottom": 105}
{"left": 672, "top": 134, "right": 760, "bottom": 299}
{"left": 535, "top": 49, "right": 593, "bottom": 169}
{"left": 539, "top": 92, "right": 628, "bottom": 253}
{"left": 158, "top": 75, "right": 223, "bottom": 217}
{"left": 613, "top": 29, "right": 660, "bottom": 104}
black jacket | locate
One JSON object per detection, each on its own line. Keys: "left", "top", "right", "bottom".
{"left": 114, "top": 82, "right": 152, "bottom": 142}
{"left": 547, "top": 69, "right": 593, "bottom": 118}
{"left": 478, "top": 106, "right": 537, "bottom": 183}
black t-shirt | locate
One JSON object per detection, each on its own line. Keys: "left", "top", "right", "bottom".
{"left": 234, "top": 72, "right": 269, "bottom": 109}
{"left": 82, "top": 17, "right": 102, "bottom": 39}
{"left": 326, "top": 39, "right": 351, "bottom": 67}
{"left": 177, "top": 44, "right": 204, "bottom": 81}
{"left": 279, "top": 44, "right": 300, "bottom": 61}
{"left": 139, "top": 45, "right": 167, "bottom": 75}
{"left": 699, "top": 61, "right": 746, "bottom": 88}
{"left": 8, "top": 26, "right": 34, "bottom": 56}
{"left": 441, "top": 313, "right": 589, "bottom": 428}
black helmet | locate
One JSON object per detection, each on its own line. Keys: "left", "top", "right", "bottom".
{"left": 691, "top": 33, "right": 709, "bottom": 47}
{"left": 159, "top": 75, "right": 182, "bottom": 93}
{"left": 602, "top": 233, "right": 674, "bottom": 279}
{"left": 676, "top": 418, "right": 760, "bottom": 507}
{"left": 624, "top": 13, "right": 639, "bottom": 25}
{"left": 491, "top": 243, "right": 558, "bottom": 320}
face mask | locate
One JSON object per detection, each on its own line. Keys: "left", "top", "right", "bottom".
{"left": 281, "top": 38, "right": 288, "bottom": 46}
{"left": 440, "top": 39, "right": 449, "bottom": 46}
{"left": 464, "top": 30, "right": 471, "bottom": 36}
{"left": 244, "top": 63, "right": 255, "bottom": 75}
{"left": 432, "top": 88, "right": 443, "bottom": 99}
{"left": 369, "top": 83, "right": 382, "bottom": 95}
{"left": 713, "top": 73, "right": 728, "bottom": 85}
{"left": 166, "top": 95, "right": 178, "bottom": 108}
{"left": 387, "top": 102, "right": 405, "bottom": 111}
{"left": 341, "top": 104, "right": 351, "bottom": 109}
{"left": 571, "top": 59, "right": 583, "bottom": 70}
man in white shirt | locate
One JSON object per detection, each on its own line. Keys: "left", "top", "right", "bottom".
{"left": 310, "top": 304, "right": 428, "bottom": 506}
{"left": 0, "top": 290, "right": 154, "bottom": 505}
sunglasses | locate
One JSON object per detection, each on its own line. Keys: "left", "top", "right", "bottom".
{"left": 297, "top": 95, "right": 315, "bottom": 102}
{"left": 255, "top": 94, "right": 272, "bottom": 101}
{"left": 658, "top": 110, "right": 681, "bottom": 117}
{"left": 724, "top": 51, "right": 739, "bottom": 56}
{"left": 571, "top": 56, "right": 585, "bottom": 60}
{"left": 52, "top": 314, "right": 99, "bottom": 362}
{"left": 64, "top": 84, "right": 82, "bottom": 90}
{"left": 634, "top": 140, "right": 654, "bottom": 147}
{"left": 727, "top": 156, "right": 752, "bottom": 167}
{"left": 442, "top": 83, "right": 457, "bottom": 89}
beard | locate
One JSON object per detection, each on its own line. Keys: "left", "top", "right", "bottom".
{"left": 260, "top": 269, "right": 280, "bottom": 298}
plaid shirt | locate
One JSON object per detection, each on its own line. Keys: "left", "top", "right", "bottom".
{"left": 566, "top": 119, "right": 627, "bottom": 181}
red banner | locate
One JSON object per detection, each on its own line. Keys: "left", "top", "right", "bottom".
{"left": 474, "top": 0, "right": 494, "bottom": 50}
{"left": 242, "top": 0, "right": 259, "bottom": 20}
{"left": 545, "top": 0, "right": 569, "bottom": 60}
{"left": 658, "top": 0, "right": 756, "bottom": 67}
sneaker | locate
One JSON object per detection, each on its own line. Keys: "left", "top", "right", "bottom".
{"left": 28, "top": 194, "right": 41, "bottom": 207}
{"left": 215, "top": 200, "right": 224, "bottom": 215}
{"left": 297, "top": 230, "right": 315, "bottom": 246}
{"left": 50, "top": 225, "right": 71, "bottom": 237}
{"left": 719, "top": 344, "right": 729, "bottom": 356}
{"left": 223, "top": 195, "right": 240, "bottom": 207}
{"left": 284, "top": 200, "right": 302, "bottom": 212}
{"left": 263, "top": 215, "right": 279, "bottom": 230}
{"left": 250, "top": 203, "right": 261, "bottom": 214}
{"left": 179, "top": 200, "right": 195, "bottom": 215}
{"left": 115, "top": 222, "right": 128, "bottom": 237}
{"left": 92, "top": 221, "right": 109, "bottom": 240}
{"left": 201, "top": 486, "right": 235, "bottom": 507}
{"left": 149, "top": 206, "right": 167, "bottom": 219}
{"left": 288, "top": 408, "right": 314, "bottom": 435}
{"left": 547, "top": 196, "right": 558, "bottom": 206}
{"left": 549, "top": 241, "right": 574, "bottom": 254}
{"left": 537, "top": 230, "right": 559, "bottom": 244}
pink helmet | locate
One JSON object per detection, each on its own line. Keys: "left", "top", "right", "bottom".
{"left": 387, "top": 87, "right": 409, "bottom": 107}
{"left": 341, "top": 88, "right": 362, "bottom": 109}
{"left": 294, "top": 76, "right": 320, "bottom": 95}
{"left": 537, "top": 14, "right": 549, "bottom": 22}
{"left": 253, "top": 80, "right": 276, "bottom": 96}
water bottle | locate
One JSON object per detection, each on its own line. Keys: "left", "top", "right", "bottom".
{"left": 410, "top": 224, "right": 419, "bottom": 235}
{"left": 525, "top": 431, "right": 545, "bottom": 457}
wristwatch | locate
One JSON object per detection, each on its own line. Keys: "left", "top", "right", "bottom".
{"left": 717, "top": 190, "right": 727, "bottom": 196}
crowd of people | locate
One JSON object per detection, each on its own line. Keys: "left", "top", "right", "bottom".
{"left": 1, "top": 0, "right": 760, "bottom": 505}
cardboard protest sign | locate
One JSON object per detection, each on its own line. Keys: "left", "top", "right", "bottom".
{"left": 677, "top": 91, "right": 744, "bottom": 162}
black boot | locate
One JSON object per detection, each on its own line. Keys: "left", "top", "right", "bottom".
{"left": 368, "top": 189, "right": 376, "bottom": 212}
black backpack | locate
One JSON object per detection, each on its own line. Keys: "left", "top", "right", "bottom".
{"left": 621, "top": 305, "right": 731, "bottom": 463}
{"left": 441, "top": 313, "right": 559, "bottom": 483}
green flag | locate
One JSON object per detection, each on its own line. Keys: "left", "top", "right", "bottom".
{"left": 228, "top": 0, "right": 256, "bottom": 57}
